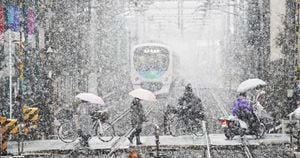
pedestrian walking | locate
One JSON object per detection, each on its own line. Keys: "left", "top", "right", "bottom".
{"left": 128, "top": 97, "right": 147, "bottom": 145}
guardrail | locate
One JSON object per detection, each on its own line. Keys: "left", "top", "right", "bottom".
{"left": 203, "top": 121, "right": 211, "bottom": 158}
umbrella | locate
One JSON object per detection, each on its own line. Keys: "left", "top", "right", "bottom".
{"left": 129, "top": 88, "right": 157, "bottom": 101}
{"left": 75, "top": 93, "right": 105, "bottom": 105}
{"left": 237, "top": 78, "right": 267, "bottom": 93}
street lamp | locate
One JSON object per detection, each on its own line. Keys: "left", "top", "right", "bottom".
{"left": 46, "top": 47, "right": 54, "bottom": 54}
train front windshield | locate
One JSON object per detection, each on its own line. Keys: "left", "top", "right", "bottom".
{"left": 133, "top": 46, "right": 169, "bottom": 79}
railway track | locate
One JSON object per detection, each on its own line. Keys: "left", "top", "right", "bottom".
{"left": 208, "top": 89, "right": 229, "bottom": 117}
{"left": 108, "top": 106, "right": 154, "bottom": 157}
{"left": 210, "top": 89, "right": 254, "bottom": 158}
{"left": 62, "top": 86, "right": 255, "bottom": 158}
{"left": 195, "top": 87, "right": 228, "bottom": 133}
{"left": 10, "top": 84, "right": 284, "bottom": 158}
{"left": 196, "top": 87, "right": 254, "bottom": 158}
{"left": 241, "top": 138, "right": 254, "bottom": 158}
{"left": 61, "top": 89, "right": 174, "bottom": 157}
{"left": 107, "top": 91, "right": 174, "bottom": 157}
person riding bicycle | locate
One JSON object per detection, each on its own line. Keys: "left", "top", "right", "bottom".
{"left": 177, "top": 83, "right": 204, "bottom": 131}
{"left": 232, "top": 92, "right": 255, "bottom": 129}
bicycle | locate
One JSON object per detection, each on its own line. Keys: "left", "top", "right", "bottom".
{"left": 58, "top": 109, "right": 115, "bottom": 143}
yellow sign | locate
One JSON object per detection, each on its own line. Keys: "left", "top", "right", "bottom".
{"left": 22, "top": 106, "right": 39, "bottom": 121}
{"left": 0, "top": 119, "right": 18, "bottom": 135}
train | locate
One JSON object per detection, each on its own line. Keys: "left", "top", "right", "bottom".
{"left": 130, "top": 43, "right": 177, "bottom": 95}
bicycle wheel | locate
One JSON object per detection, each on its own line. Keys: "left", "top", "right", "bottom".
{"left": 192, "top": 125, "right": 204, "bottom": 137}
{"left": 96, "top": 122, "right": 115, "bottom": 142}
{"left": 255, "top": 123, "right": 266, "bottom": 139}
{"left": 170, "top": 118, "right": 185, "bottom": 137}
{"left": 58, "top": 121, "right": 78, "bottom": 143}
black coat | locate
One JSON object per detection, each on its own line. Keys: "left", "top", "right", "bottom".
{"left": 130, "top": 100, "right": 146, "bottom": 129}
{"left": 177, "top": 92, "right": 204, "bottom": 120}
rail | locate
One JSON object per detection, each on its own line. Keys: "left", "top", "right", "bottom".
{"left": 207, "top": 89, "right": 229, "bottom": 117}
{"left": 197, "top": 87, "right": 254, "bottom": 158}
{"left": 241, "top": 138, "right": 254, "bottom": 158}
{"left": 208, "top": 89, "right": 254, "bottom": 158}
{"left": 107, "top": 106, "right": 154, "bottom": 157}
{"left": 195, "top": 87, "right": 227, "bottom": 133}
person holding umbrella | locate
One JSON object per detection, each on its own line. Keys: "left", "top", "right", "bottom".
{"left": 75, "top": 100, "right": 92, "bottom": 147}
{"left": 233, "top": 78, "right": 267, "bottom": 130}
{"left": 75, "top": 92, "right": 105, "bottom": 147}
{"left": 128, "top": 88, "right": 156, "bottom": 145}
{"left": 128, "top": 97, "right": 147, "bottom": 145}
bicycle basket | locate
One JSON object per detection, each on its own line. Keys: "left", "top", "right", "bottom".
{"left": 91, "top": 111, "right": 110, "bottom": 122}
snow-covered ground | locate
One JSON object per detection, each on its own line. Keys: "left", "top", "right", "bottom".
{"left": 7, "top": 134, "right": 288, "bottom": 154}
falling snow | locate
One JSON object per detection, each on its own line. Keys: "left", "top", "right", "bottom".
{"left": 0, "top": 0, "right": 299, "bottom": 157}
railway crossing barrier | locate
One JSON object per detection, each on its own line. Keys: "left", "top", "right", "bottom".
{"left": 17, "top": 105, "right": 39, "bottom": 154}
{"left": 21, "top": 105, "right": 39, "bottom": 135}
{"left": 0, "top": 115, "right": 18, "bottom": 155}
{"left": 0, "top": 105, "right": 39, "bottom": 156}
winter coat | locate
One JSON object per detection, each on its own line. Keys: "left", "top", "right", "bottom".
{"left": 130, "top": 100, "right": 146, "bottom": 130}
{"left": 177, "top": 92, "right": 204, "bottom": 120}
{"left": 232, "top": 98, "right": 253, "bottom": 116}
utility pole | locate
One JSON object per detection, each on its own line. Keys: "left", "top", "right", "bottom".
{"left": 177, "top": 0, "right": 183, "bottom": 38}
{"left": 19, "top": 0, "right": 23, "bottom": 86}
{"left": 17, "top": 0, "right": 24, "bottom": 155}
{"left": 286, "top": 0, "right": 297, "bottom": 113}
{"left": 88, "top": 0, "right": 99, "bottom": 95}
{"left": 9, "top": 30, "right": 12, "bottom": 119}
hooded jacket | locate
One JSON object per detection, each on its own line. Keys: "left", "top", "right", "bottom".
{"left": 232, "top": 97, "right": 253, "bottom": 116}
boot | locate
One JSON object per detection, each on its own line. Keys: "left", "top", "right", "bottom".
{"left": 136, "top": 136, "right": 142, "bottom": 145}
{"left": 128, "top": 133, "right": 134, "bottom": 144}
{"left": 77, "top": 129, "right": 83, "bottom": 136}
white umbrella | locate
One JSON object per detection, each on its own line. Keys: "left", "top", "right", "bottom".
{"left": 237, "top": 78, "right": 267, "bottom": 93}
{"left": 129, "top": 88, "right": 157, "bottom": 101}
{"left": 75, "top": 93, "right": 105, "bottom": 105}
